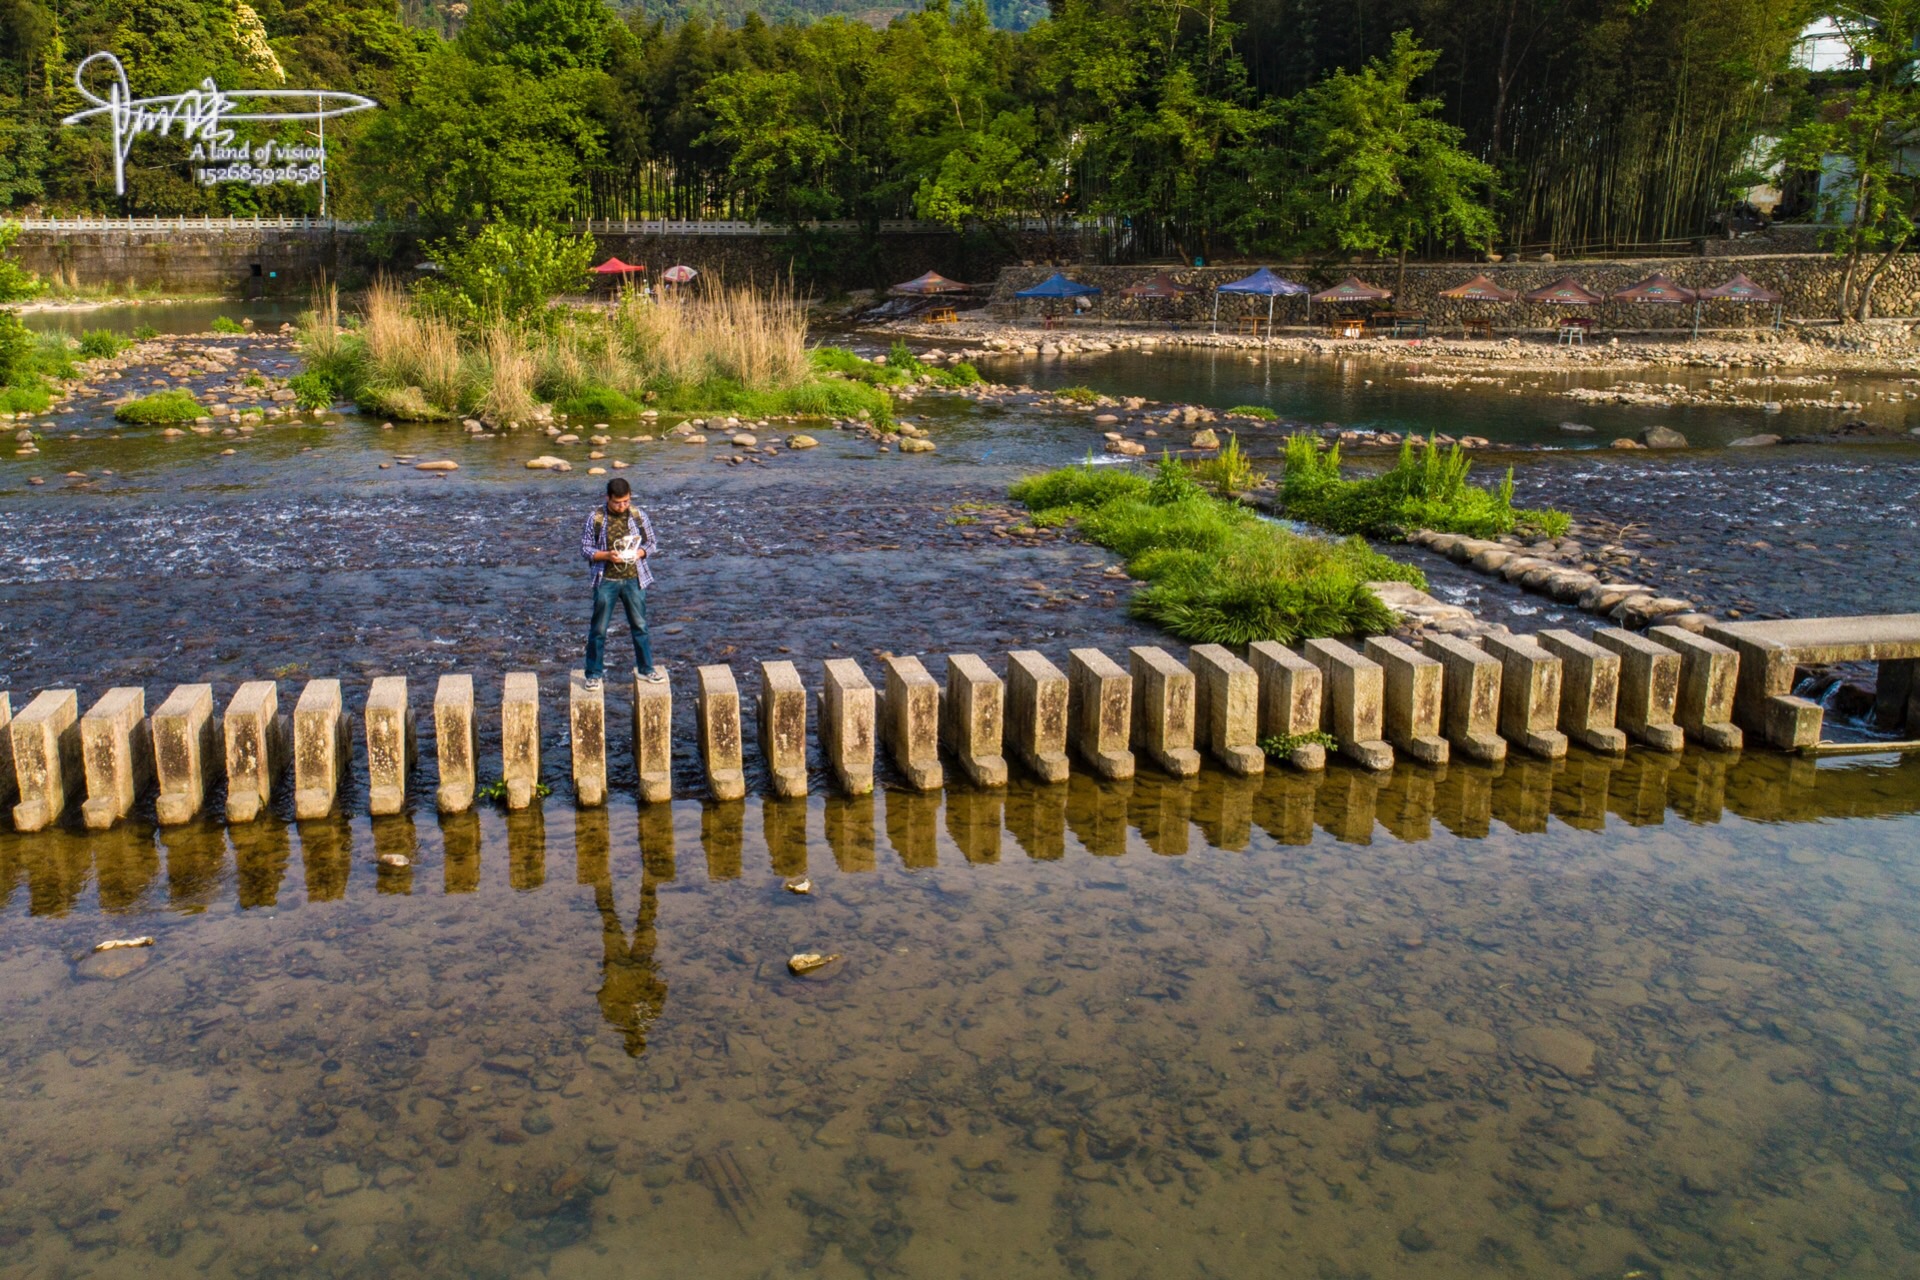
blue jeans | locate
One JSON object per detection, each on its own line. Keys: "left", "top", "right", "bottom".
{"left": 585, "top": 578, "right": 653, "bottom": 679}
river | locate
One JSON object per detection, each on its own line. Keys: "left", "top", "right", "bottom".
{"left": 1, "top": 310, "right": 1917, "bottom": 1278}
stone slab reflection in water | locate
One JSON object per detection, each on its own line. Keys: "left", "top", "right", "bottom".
{"left": 0, "top": 755, "right": 1917, "bottom": 1280}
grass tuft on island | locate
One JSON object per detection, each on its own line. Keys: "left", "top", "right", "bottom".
{"left": 297, "top": 282, "right": 896, "bottom": 428}
{"left": 811, "top": 341, "right": 982, "bottom": 390}
{"left": 1012, "top": 457, "right": 1423, "bottom": 645}
{"left": 1281, "top": 434, "right": 1570, "bottom": 540}
{"left": 114, "top": 389, "right": 205, "bottom": 424}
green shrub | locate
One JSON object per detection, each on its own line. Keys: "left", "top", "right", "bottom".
{"left": 210, "top": 316, "right": 245, "bottom": 334}
{"left": 1011, "top": 460, "right": 1423, "bottom": 645}
{"left": 79, "top": 329, "right": 127, "bottom": 359}
{"left": 1227, "top": 404, "right": 1278, "bottom": 420}
{"left": 32, "top": 332, "right": 77, "bottom": 381}
{"left": 1260, "top": 730, "right": 1336, "bottom": 757}
{"left": 360, "top": 383, "right": 454, "bottom": 421}
{"left": 419, "top": 223, "right": 595, "bottom": 327}
{"left": 0, "top": 382, "right": 51, "bottom": 414}
{"left": 1009, "top": 462, "right": 1149, "bottom": 512}
{"left": 1520, "top": 508, "right": 1573, "bottom": 538}
{"left": 558, "top": 383, "right": 644, "bottom": 419}
{"left": 1280, "top": 434, "right": 1566, "bottom": 540}
{"left": 814, "top": 343, "right": 980, "bottom": 391}
{"left": 1191, "top": 434, "right": 1258, "bottom": 495}
{"left": 115, "top": 390, "right": 205, "bottom": 423}
{"left": 1056, "top": 385, "right": 1099, "bottom": 405}
{"left": 0, "top": 309, "right": 33, "bottom": 386}
{"left": 810, "top": 345, "right": 910, "bottom": 386}
{"left": 288, "top": 369, "right": 339, "bottom": 410}
{"left": 132, "top": 325, "right": 159, "bottom": 341}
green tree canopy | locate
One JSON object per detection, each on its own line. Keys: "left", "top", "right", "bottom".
{"left": 1266, "top": 31, "right": 1497, "bottom": 264}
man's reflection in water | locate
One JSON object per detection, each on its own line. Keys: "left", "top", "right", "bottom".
{"left": 595, "top": 874, "right": 668, "bottom": 1058}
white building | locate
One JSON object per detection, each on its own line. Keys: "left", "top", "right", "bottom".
{"left": 1793, "top": 15, "right": 1872, "bottom": 73}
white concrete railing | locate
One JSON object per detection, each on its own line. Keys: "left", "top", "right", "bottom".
{"left": 12, "top": 215, "right": 1108, "bottom": 236}
{"left": 577, "top": 218, "right": 956, "bottom": 236}
{"left": 12, "top": 216, "right": 364, "bottom": 231}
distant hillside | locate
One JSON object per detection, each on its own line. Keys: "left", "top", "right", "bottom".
{"left": 622, "top": 0, "right": 1047, "bottom": 31}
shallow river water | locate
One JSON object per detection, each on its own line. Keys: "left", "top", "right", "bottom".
{"left": 4, "top": 754, "right": 1920, "bottom": 1280}
{"left": 3, "top": 318, "right": 1919, "bottom": 1277}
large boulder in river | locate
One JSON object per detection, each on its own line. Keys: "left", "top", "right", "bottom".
{"left": 1640, "top": 425, "right": 1689, "bottom": 449}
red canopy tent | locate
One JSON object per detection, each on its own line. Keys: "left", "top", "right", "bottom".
{"left": 1310, "top": 277, "right": 1392, "bottom": 303}
{"left": 591, "top": 257, "right": 645, "bottom": 275}
{"left": 1610, "top": 273, "right": 1695, "bottom": 305}
{"left": 1693, "top": 273, "right": 1785, "bottom": 335}
{"left": 891, "top": 270, "right": 973, "bottom": 294}
{"left": 1437, "top": 274, "right": 1519, "bottom": 302}
{"left": 1310, "top": 277, "right": 1391, "bottom": 332}
{"left": 1521, "top": 277, "right": 1604, "bottom": 305}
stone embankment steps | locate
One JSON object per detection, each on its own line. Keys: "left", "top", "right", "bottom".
{"left": 1409, "top": 529, "right": 1718, "bottom": 633}
{"left": 9, "top": 618, "right": 1913, "bottom": 833}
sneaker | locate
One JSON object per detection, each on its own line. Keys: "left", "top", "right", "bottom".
{"left": 638, "top": 668, "right": 667, "bottom": 684}
{"left": 582, "top": 676, "right": 604, "bottom": 692}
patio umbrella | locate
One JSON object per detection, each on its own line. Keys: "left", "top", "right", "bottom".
{"left": 1521, "top": 277, "right": 1603, "bottom": 305}
{"left": 1213, "top": 266, "right": 1309, "bottom": 332}
{"left": 661, "top": 264, "right": 697, "bottom": 284}
{"left": 1692, "top": 272, "right": 1785, "bottom": 336}
{"left": 891, "top": 270, "right": 972, "bottom": 295}
{"left": 1437, "top": 274, "right": 1519, "bottom": 302}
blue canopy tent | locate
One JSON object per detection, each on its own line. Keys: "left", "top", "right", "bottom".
{"left": 1014, "top": 272, "right": 1102, "bottom": 324}
{"left": 1214, "top": 267, "right": 1310, "bottom": 333}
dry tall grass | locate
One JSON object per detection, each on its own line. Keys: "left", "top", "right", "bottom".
{"left": 479, "top": 325, "right": 539, "bottom": 423}
{"left": 535, "top": 282, "right": 811, "bottom": 396}
{"left": 361, "top": 279, "right": 472, "bottom": 412}
{"left": 300, "top": 276, "right": 820, "bottom": 421}
{"left": 620, "top": 282, "right": 810, "bottom": 390}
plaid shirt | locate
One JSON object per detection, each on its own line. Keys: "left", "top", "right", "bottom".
{"left": 582, "top": 505, "right": 658, "bottom": 589}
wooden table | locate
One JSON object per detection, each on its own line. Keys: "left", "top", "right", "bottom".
{"left": 1235, "top": 315, "right": 1268, "bottom": 336}
{"left": 1327, "top": 317, "right": 1368, "bottom": 339}
{"left": 1464, "top": 317, "right": 1494, "bottom": 339}
{"left": 924, "top": 306, "right": 958, "bottom": 324}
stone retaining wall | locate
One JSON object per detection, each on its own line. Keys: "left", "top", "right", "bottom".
{"left": 989, "top": 253, "right": 1920, "bottom": 331}
{"left": 9, "top": 225, "right": 1042, "bottom": 296}
{"left": 13, "top": 226, "right": 387, "bottom": 295}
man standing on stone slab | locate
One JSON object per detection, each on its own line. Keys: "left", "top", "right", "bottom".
{"left": 581, "top": 477, "right": 665, "bottom": 692}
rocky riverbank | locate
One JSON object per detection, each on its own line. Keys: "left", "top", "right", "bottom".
{"left": 868, "top": 313, "right": 1920, "bottom": 384}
